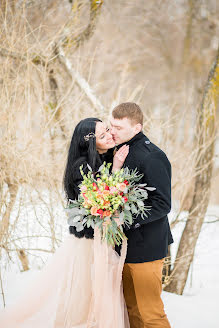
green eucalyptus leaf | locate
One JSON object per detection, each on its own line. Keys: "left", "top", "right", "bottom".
{"left": 68, "top": 218, "right": 76, "bottom": 226}
{"left": 96, "top": 221, "right": 102, "bottom": 228}
{"left": 76, "top": 223, "right": 84, "bottom": 232}
{"left": 124, "top": 203, "right": 131, "bottom": 210}
{"left": 146, "top": 187, "right": 156, "bottom": 191}
{"left": 87, "top": 163, "right": 92, "bottom": 171}
{"left": 131, "top": 203, "right": 138, "bottom": 214}
{"left": 98, "top": 163, "right": 105, "bottom": 172}
{"left": 137, "top": 200, "right": 144, "bottom": 207}
{"left": 79, "top": 208, "right": 87, "bottom": 215}
{"left": 124, "top": 210, "right": 133, "bottom": 224}
{"left": 119, "top": 211, "right": 125, "bottom": 224}
{"left": 65, "top": 207, "right": 80, "bottom": 216}
{"left": 73, "top": 215, "right": 82, "bottom": 222}
{"left": 140, "top": 191, "right": 148, "bottom": 198}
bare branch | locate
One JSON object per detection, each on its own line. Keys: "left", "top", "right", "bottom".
{"left": 57, "top": 46, "right": 105, "bottom": 115}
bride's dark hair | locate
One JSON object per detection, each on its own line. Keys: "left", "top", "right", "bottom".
{"left": 63, "top": 117, "right": 102, "bottom": 200}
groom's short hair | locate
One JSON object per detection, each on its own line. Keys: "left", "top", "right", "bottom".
{"left": 112, "top": 102, "right": 143, "bottom": 125}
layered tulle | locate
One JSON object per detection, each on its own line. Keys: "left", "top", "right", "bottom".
{"left": 0, "top": 228, "right": 129, "bottom": 328}
{"left": 87, "top": 228, "right": 129, "bottom": 328}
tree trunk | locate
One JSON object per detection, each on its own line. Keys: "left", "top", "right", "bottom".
{"left": 17, "top": 249, "right": 29, "bottom": 272}
{"left": 0, "top": 181, "right": 18, "bottom": 246}
{"left": 165, "top": 47, "right": 219, "bottom": 295}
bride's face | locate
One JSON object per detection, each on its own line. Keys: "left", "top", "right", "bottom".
{"left": 95, "top": 122, "right": 115, "bottom": 154}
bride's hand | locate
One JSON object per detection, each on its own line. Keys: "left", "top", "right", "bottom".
{"left": 112, "top": 145, "right": 129, "bottom": 172}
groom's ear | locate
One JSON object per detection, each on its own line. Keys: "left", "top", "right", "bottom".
{"left": 135, "top": 123, "right": 142, "bottom": 133}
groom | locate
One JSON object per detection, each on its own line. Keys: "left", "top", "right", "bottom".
{"left": 110, "top": 102, "right": 173, "bottom": 328}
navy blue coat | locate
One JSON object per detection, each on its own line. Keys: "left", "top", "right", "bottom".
{"left": 115, "top": 132, "right": 174, "bottom": 263}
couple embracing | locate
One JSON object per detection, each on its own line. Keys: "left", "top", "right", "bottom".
{"left": 0, "top": 102, "right": 173, "bottom": 328}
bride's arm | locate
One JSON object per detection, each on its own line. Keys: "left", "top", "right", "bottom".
{"left": 112, "top": 145, "right": 129, "bottom": 172}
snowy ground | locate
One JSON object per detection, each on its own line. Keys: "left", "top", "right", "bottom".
{"left": 163, "top": 205, "right": 219, "bottom": 328}
{"left": 1, "top": 201, "right": 219, "bottom": 328}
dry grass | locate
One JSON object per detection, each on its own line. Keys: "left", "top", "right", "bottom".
{"left": 0, "top": 0, "right": 218, "bottom": 279}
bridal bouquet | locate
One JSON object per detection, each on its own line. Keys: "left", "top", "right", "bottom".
{"left": 65, "top": 162, "right": 155, "bottom": 247}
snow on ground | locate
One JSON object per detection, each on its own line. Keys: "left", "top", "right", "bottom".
{"left": 1, "top": 201, "right": 219, "bottom": 327}
{"left": 162, "top": 205, "right": 219, "bottom": 328}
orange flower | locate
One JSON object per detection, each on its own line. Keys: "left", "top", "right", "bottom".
{"left": 116, "top": 183, "right": 127, "bottom": 192}
{"left": 82, "top": 201, "right": 89, "bottom": 208}
{"left": 103, "top": 190, "right": 110, "bottom": 196}
{"left": 91, "top": 206, "right": 99, "bottom": 216}
{"left": 103, "top": 210, "right": 111, "bottom": 217}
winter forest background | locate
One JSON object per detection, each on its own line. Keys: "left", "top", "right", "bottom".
{"left": 0, "top": 1, "right": 219, "bottom": 327}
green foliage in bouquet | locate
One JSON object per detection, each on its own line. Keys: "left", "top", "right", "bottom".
{"left": 65, "top": 162, "right": 155, "bottom": 247}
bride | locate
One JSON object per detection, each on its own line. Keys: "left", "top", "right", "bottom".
{"left": 0, "top": 118, "right": 130, "bottom": 328}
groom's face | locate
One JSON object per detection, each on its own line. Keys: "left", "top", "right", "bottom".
{"left": 110, "top": 117, "right": 141, "bottom": 145}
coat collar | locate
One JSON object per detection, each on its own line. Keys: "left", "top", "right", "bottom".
{"left": 115, "top": 131, "right": 149, "bottom": 150}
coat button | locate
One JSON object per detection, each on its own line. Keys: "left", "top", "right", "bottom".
{"left": 145, "top": 140, "right": 150, "bottom": 144}
{"left": 134, "top": 223, "right": 141, "bottom": 229}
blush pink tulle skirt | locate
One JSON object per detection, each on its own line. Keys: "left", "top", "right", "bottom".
{"left": 0, "top": 227, "right": 130, "bottom": 328}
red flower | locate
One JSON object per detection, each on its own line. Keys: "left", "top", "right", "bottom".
{"left": 124, "top": 180, "right": 129, "bottom": 185}
{"left": 104, "top": 185, "right": 110, "bottom": 190}
{"left": 123, "top": 197, "right": 128, "bottom": 203}
{"left": 97, "top": 209, "right": 104, "bottom": 216}
{"left": 82, "top": 193, "right": 87, "bottom": 199}
{"left": 119, "top": 192, "right": 124, "bottom": 196}
{"left": 92, "top": 182, "right": 98, "bottom": 191}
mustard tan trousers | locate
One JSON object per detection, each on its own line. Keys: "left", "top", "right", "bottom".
{"left": 122, "top": 259, "right": 171, "bottom": 328}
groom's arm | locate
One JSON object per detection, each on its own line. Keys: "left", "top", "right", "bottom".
{"left": 131, "top": 150, "right": 171, "bottom": 227}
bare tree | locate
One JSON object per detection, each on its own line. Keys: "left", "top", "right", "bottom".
{"left": 0, "top": 1, "right": 218, "bottom": 296}
{"left": 0, "top": 0, "right": 104, "bottom": 277}
{"left": 165, "top": 47, "right": 219, "bottom": 295}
